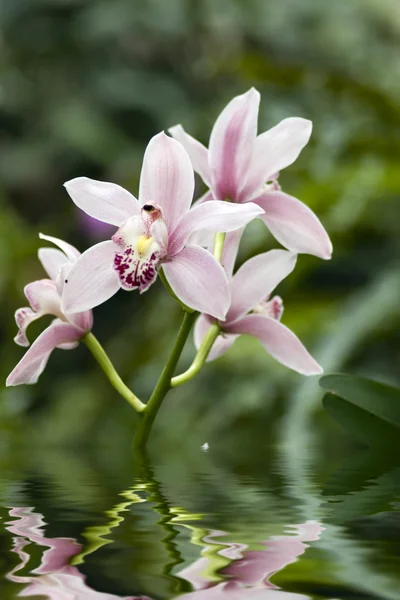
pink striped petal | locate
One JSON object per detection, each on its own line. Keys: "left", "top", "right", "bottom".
{"left": 209, "top": 88, "right": 260, "bottom": 201}
{"left": 139, "top": 132, "right": 195, "bottom": 230}
{"left": 61, "top": 241, "right": 120, "bottom": 314}
{"left": 240, "top": 118, "right": 312, "bottom": 201}
{"left": 169, "top": 201, "right": 263, "bottom": 255}
{"left": 254, "top": 191, "right": 332, "bottom": 259}
{"left": 6, "top": 322, "right": 82, "bottom": 386}
{"left": 39, "top": 233, "right": 80, "bottom": 262}
{"left": 227, "top": 250, "right": 297, "bottom": 322}
{"left": 225, "top": 314, "right": 322, "bottom": 375}
{"left": 194, "top": 314, "right": 238, "bottom": 361}
{"left": 169, "top": 125, "right": 211, "bottom": 186}
{"left": 64, "top": 177, "right": 139, "bottom": 227}
{"left": 38, "top": 248, "right": 68, "bottom": 280}
{"left": 162, "top": 246, "right": 230, "bottom": 320}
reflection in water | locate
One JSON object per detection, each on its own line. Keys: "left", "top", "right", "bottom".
{"left": 178, "top": 522, "right": 323, "bottom": 599}
{"left": 5, "top": 505, "right": 323, "bottom": 599}
{"left": 6, "top": 507, "right": 150, "bottom": 599}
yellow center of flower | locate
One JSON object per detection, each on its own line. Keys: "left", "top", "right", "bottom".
{"left": 137, "top": 235, "right": 154, "bottom": 256}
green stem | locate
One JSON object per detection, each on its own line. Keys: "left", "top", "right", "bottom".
{"left": 83, "top": 332, "right": 145, "bottom": 413}
{"left": 133, "top": 310, "right": 197, "bottom": 449}
{"left": 213, "top": 232, "right": 226, "bottom": 263}
{"left": 171, "top": 323, "right": 220, "bottom": 387}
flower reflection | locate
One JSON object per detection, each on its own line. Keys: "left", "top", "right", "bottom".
{"left": 5, "top": 506, "right": 323, "bottom": 600}
{"left": 6, "top": 507, "right": 150, "bottom": 599}
{"left": 177, "top": 521, "right": 323, "bottom": 599}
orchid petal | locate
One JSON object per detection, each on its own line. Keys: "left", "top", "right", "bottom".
{"left": 226, "top": 314, "right": 322, "bottom": 375}
{"left": 162, "top": 246, "right": 230, "bottom": 320}
{"left": 14, "top": 279, "right": 66, "bottom": 346}
{"left": 240, "top": 117, "right": 312, "bottom": 200}
{"left": 169, "top": 201, "right": 263, "bottom": 255}
{"left": 61, "top": 241, "right": 120, "bottom": 314}
{"left": 38, "top": 248, "right": 68, "bottom": 280}
{"left": 227, "top": 250, "right": 297, "bottom": 322}
{"left": 209, "top": 88, "right": 260, "bottom": 201}
{"left": 221, "top": 228, "right": 244, "bottom": 278}
{"left": 39, "top": 233, "right": 80, "bottom": 262}
{"left": 254, "top": 191, "right": 332, "bottom": 259}
{"left": 64, "top": 177, "right": 139, "bottom": 226}
{"left": 168, "top": 125, "right": 211, "bottom": 186}
{"left": 6, "top": 322, "right": 82, "bottom": 386}
{"left": 26, "top": 279, "right": 62, "bottom": 315}
{"left": 139, "top": 132, "right": 195, "bottom": 230}
{"left": 194, "top": 314, "right": 238, "bottom": 361}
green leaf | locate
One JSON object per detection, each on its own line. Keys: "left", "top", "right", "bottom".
{"left": 322, "top": 393, "right": 400, "bottom": 448}
{"left": 320, "top": 373, "right": 400, "bottom": 429}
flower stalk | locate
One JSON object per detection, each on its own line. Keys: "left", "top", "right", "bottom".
{"left": 133, "top": 310, "right": 197, "bottom": 450}
{"left": 171, "top": 322, "right": 220, "bottom": 387}
{"left": 82, "top": 332, "right": 146, "bottom": 413}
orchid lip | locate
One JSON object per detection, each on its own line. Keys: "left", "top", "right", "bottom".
{"left": 112, "top": 214, "right": 166, "bottom": 293}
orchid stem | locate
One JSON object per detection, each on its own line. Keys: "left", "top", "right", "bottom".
{"left": 133, "top": 310, "right": 197, "bottom": 450}
{"left": 171, "top": 323, "right": 220, "bottom": 387}
{"left": 213, "top": 232, "right": 226, "bottom": 263}
{"left": 82, "top": 332, "right": 145, "bottom": 413}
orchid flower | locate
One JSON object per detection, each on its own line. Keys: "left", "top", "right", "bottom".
{"left": 169, "top": 88, "right": 332, "bottom": 260}
{"left": 62, "top": 132, "right": 263, "bottom": 320}
{"left": 6, "top": 235, "right": 93, "bottom": 387}
{"left": 194, "top": 249, "right": 322, "bottom": 376}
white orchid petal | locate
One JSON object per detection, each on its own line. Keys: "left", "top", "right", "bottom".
{"left": 241, "top": 117, "right": 312, "bottom": 200}
{"left": 209, "top": 88, "right": 260, "bottom": 200}
{"left": 162, "top": 246, "right": 230, "bottom": 320}
{"left": 168, "top": 125, "right": 211, "bottom": 186}
{"left": 169, "top": 201, "right": 263, "bottom": 255}
{"left": 6, "top": 322, "right": 82, "bottom": 386}
{"left": 38, "top": 248, "right": 68, "bottom": 280}
{"left": 39, "top": 233, "right": 80, "bottom": 262}
{"left": 139, "top": 132, "right": 195, "bottom": 230}
{"left": 227, "top": 250, "right": 297, "bottom": 322}
{"left": 255, "top": 191, "right": 332, "bottom": 259}
{"left": 64, "top": 177, "right": 139, "bottom": 227}
{"left": 61, "top": 241, "right": 120, "bottom": 314}
{"left": 226, "top": 314, "right": 322, "bottom": 375}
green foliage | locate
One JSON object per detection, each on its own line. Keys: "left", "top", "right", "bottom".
{"left": 321, "top": 373, "right": 400, "bottom": 448}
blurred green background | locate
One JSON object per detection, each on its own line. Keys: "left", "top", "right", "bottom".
{"left": 0, "top": 0, "right": 399, "bottom": 452}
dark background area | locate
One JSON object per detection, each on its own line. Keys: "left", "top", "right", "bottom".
{"left": 0, "top": 0, "right": 399, "bottom": 452}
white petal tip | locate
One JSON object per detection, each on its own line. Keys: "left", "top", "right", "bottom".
{"left": 304, "top": 365, "right": 323, "bottom": 376}
{"left": 168, "top": 124, "right": 182, "bottom": 135}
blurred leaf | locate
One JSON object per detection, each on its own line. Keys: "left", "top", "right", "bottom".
{"left": 322, "top": 392, "right": 400, "bottom": 448}
{"left": 320, "top": 373, "right": 400, "bottom": 429}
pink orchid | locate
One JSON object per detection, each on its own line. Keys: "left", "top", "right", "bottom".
{"left": 195, "top": 248, "right": 322, "bottom": 376}
{"left": 6, "top": 507, "right": 148, "bottom": 599}
{"left": 169, "top": 88, "right": 332, "bottom": 260}
{"left": 62, "top": 132, "right": 263, "bottom": 320}
{"left": 6, "top": 235, "right": 93, "bottom": 387}
{"left": 177, "top": 521, "right": 324, "bottom": 599}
